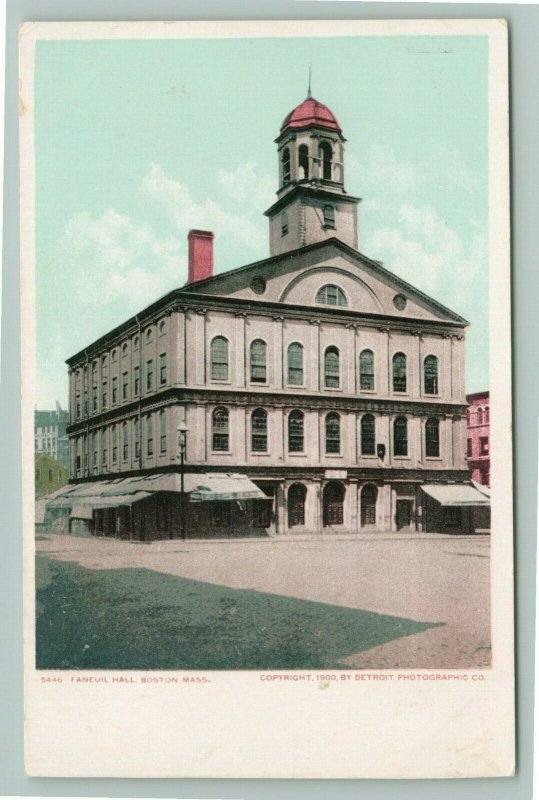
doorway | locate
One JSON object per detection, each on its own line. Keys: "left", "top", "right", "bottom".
{"left": 396, "top": 499, "right": 413, "bottom": 530}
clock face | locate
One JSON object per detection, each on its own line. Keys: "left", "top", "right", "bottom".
{"left": 393, "top": 293, "right": 407, "bottom": 311}
{"left": 250, "top": 277, "right": 266, "bottom": 295}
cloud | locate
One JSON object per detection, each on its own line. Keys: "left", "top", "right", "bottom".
{"left": 141, "top": 163, "right": 266, "bottom": 251}
{"left": 349, "top": 146, "right": 421, "bottom": 199}
{"left": 218, "top": 161, "right": 275, "bottom": 210}
{"left": 366, "top": 203, "right": 487, "bottom": 314}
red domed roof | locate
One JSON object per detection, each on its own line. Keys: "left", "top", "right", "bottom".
{"left": 280, "top": 96, "right": 342, "bottom": 134}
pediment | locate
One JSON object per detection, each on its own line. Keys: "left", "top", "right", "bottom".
{"left": 183, "top": 239, "right": 467, "bottom": 325}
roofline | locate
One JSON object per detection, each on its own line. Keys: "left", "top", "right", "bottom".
{"left": 66, "top": 238, "right": 469, "bottom": 365}
{"left": 466, "top": 390, "right": 490, "bottom": 401}
{"left": 275, "top": 123, "right": 345, "bottom": 144}
{"left": 264, "top": 184, "right": 362, "bottom": 217}
{"left": 183, "top": 236, "right": 470, "bottom": 325}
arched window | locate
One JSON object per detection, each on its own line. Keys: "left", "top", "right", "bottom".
{"left": 212, "top": 407, "right": 229, "bottom": 451}
{"left": 424, "top": 355, "right": 439, "bottom": 395}
{"left": 288, "top": 483, "right": 307, "bottom": 527}
{"left": 288, "top": 410, "right": 304, "bottom": 452}
{"left": 323, "top": 481, "right": 345, "bottom": 526}
{"left": 250, "top": 339, "right": 267, "bottom": 383}
{"left": 466, "top": 408, "right": 471, "bottom": 424}
{"left": 324, "top": 346, "right": 340, "bottom": 388}
{"left": 393, "top": 416, "right": 408, "bottom": 456}
{"left": 359, "top": 349, "right": 375, "bottom": 390}
{"left": 146, "top": 327, "right": 152, "bottom": 342}
{"left": 122, "top": 342, "right": 128, "bottom": 355}
{"left": 211, "top": 336, "right": 229, "bottom": 381}
{"left": 298, "top": 144, "right": 309, "bottom": 179}
{"left": 159, "top": 319, "right": 166, "bottom": 335}
{"left": 323, "top": 205, "right": 335, "bottom": 229}
{"left": 360, "top": 414, "right": 376, "bottom": 455}
{"left": 477, "top": 407, "right": 484, "bottom": 425}
{"left": 316, "top": 284, "right": 347, "bottom": 307}
{"left": 425, "top": 418, "right": 440, "bottom": 458}
{"left": 282, "top": 147, "right": 291, "bottom": 184}
{"left": 133, "top": 335, "right": 139, "bottom": 349}
{"left": 485, "top": 406, "right": 490, "bottom": 423}
{"left": 361, "top": 484, "right": 378, "bottom": 527}
{"left": 319, "top": 141, "right": 333, "bottom": 180}
{"left": 281, "top": 211, "right": 288, "bottom": 236}
{"left": 392, "top": 352, "right": 407, "bottom": 393}
{"left": 325, "top": 413, "right": 341, "bottom": 454}
{"left": 251, "top": 408, "right": 268, "bottom": 453}
{"left": 287, "top": 342, "right": 304, "bottom": 386}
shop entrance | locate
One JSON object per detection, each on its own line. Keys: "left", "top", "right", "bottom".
{"left": 396, "top": 499, "right": 413, "bottom": 530}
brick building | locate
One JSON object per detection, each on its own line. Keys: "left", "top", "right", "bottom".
{"left": 46, "top": 94, "right": 489, "bottom": 538}
{"left": 466, "top": 390, "right": 490, "bottom": 487}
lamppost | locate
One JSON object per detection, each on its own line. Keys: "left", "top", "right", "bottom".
{"left": 177, "top": 422, "right": 189, "bottom": 540}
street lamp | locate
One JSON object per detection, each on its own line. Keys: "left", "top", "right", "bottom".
{"left": 177, "top": 422, "right": 189, "bottom": 540}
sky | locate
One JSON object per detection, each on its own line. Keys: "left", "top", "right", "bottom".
{"left": 35, "top": 34, "right": 489, "bottom": 408}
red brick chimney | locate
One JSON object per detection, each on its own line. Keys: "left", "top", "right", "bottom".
{"left": 187, "top": 230, "right": 214, "bottom": 284}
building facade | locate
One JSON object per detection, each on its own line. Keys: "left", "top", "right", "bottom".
{"left": 35, "top": 403, "right": 69, "bottom": 468}
{"left": 35, "top": 452, "right": 69, "bottom": 499}
{"left": 60, "top": 95, "right": 488, "bottom": 539}
{"left": 466, "top": 390, "right": 490, "bottom": 487}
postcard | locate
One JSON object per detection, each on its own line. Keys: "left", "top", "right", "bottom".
{"left": 20, "top": 19, "right": 514, "bottom": 778}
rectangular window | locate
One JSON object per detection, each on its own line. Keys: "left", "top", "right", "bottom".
{"left": 134, "top": 419, "right": 141, "bottom": 459}
{"left": 122, "top": 372, "right": 129, "bottom": 400}
{"left": 159, "top": 353, "right": 167, "bottom": 384}
{"left": 443, "top": 508, "right": 462, "bottom": 528}
{"left": 122, "top": 425, "right": 129, "bottom": 461}
{"left": 48, "top": 469, "right": 52, "bottom": 481}
{"left": 93, "top": 394, "right": 98, "bottom": 412}
{"left": 480, "top": 436, "right": 489, "bottom": 456}
{"left": 211, "top": 502, "right": 231, "bottom": 527}
{"left": 112, "top": 426, "right": 118, "bottom": 462}
{"left": 253, "top": 501, "right": 271, "bottom": 528}
{"left": 146, "top": 360, "right": 154, "bottom": 391}
{"left": 76, "top": 400, "right": 81, "bottom": 418}
{"left": 467, "top": 438, "right": 473, "bottom": 458}
{"left": 112, "top": 376, "right": 118, "bottom": 404}
{"left": 160, "top": 411, "right": 167, "bottom": 453}
{"left": 76, "top": 456, "right": 81, "bottom": 471}
{"left": 147, "top": 416, "right": 154, "bottom": 456}
{"left": 102, "top": 448, "right": 107, "bottom": 468}
{"left": 134, "top": 366, "right": 140, "bottom": 396}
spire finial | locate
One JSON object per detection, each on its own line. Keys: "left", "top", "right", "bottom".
{"left": 307, "top": 64, "right": 312, "bottom": 99}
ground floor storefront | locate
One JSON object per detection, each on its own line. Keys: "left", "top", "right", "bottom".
{"left": 40, "top": 469, "right": 490, "bottom": 540}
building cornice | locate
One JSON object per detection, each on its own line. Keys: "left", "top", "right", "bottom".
{"left": 66, "top": 387, "right": 467, "bottom": 435}
{"left": 69, "top": 464, "right": 471, "bottom": 486}
{"left": 66, "top": 293, "right": 466, "bottom": 368}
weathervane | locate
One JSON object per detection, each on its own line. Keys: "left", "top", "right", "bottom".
{"left": 307, "top": 64, "right": 312, "bottom": 98}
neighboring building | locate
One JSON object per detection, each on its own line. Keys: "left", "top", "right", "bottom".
{"left": 35, "top": 402, "right": 69, "bottom": 468}
{"left": 35, "top": 452, "right": 69, "bottom": 499}
{"left": 49, "top": 94, "right": 489, "bottom": 539}
{"left": 466, "top": 391, "right": 490, "bottom": 487}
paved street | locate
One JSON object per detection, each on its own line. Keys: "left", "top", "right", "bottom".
{"left": 36, "top": 533, "right": 490, "bottom": 670}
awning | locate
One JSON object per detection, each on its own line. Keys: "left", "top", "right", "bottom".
{"left": 69, "top": 491, "right": 152, "bottom": 517}
{"left": 422, "top": 484, "right": 490, "bottom": 507}
{"left": 44, "top": 472, "right": 268, "bottom": 514}
{"left": 186, "top": 474, "right": 268, "bottom": 503}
